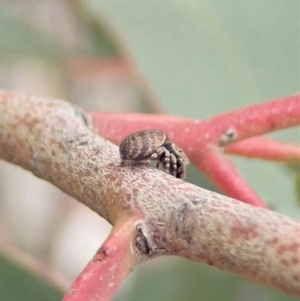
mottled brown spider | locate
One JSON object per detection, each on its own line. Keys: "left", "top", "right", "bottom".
{"left": 119, "top": 129, "right": 189, "bottom": 179}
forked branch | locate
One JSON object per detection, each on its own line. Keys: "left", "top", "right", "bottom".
{"left": 0, "top": 90, "right": 300, "bottom": 300}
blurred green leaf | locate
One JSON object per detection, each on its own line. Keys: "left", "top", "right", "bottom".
{"left": 0, "top": 2, "right": 117, "bottom": 59}
{"left": 0, "top": 4, "right": 63, "bottom": 58}
{"left": 0, "top": 253, "right": 64, "bottom": 301}
{"left": 114, "top": 257, "right": 300, "bottom": 301}
{"left": 232, "top": 157, "right": 300, "bottom": 218}
{"left": 85, "top": 0, "right": 299, "bottom": 117}
{"left": 67, "top": 1, "right": 119, "bottom": 57}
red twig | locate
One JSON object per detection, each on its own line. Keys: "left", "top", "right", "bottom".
{"left": 91, "top": 94, "right": 300, "bottom": 208}
{"left": 63, "top": 219, "right": 137, "bottom": 301}
{"left": 227, "top": 136, "right": 300, "bottom": 161}
{"left": 192, "top": 149, "right": 265, "bottom": 207}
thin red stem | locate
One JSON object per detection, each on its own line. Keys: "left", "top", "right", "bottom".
{"left": 193, "top": 147, "right": 267, "bottom": 208}
{"left": 63, "top": 220, "right": 136, "bottom": 301}
{"left": 206, "top": 94, "right": 300, "bottom": 141}
{"left": 227, "top": 136, "right": 300, "bottom": 161}
{"left": 91, "top": 94, "right": 300, "bottom": 145}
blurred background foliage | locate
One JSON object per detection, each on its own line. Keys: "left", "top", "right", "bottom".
{"left": 0, "top": 0, "right": 299, "bottom": 300}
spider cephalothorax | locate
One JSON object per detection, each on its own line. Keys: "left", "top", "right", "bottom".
{"left": 119, "top": 129, "right": 189, "bottom": 179}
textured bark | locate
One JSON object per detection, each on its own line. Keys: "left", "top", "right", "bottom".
{"left": 1, "top": 90, "right": 300, "bottom": 297}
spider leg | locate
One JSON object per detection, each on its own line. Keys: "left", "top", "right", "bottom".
{"left": 169, "top": 154, "right": 177, "bottom": 176}
{"left": 150, "top": 153, "right": 158, "bottom": 160}
{"left": 151, "top": 146, "right": 165, "bottom": 168}
{"left": 150, "top": 146, "right": 165, "bottom": 160}
{"left": 162, "top": 150, "right": 171, "bottom": 171}
{"left": 150, "top": 147, "right": 164, "bottom": 167}
{"left": 176, "top": 159, "right": 186, "bottom": 179}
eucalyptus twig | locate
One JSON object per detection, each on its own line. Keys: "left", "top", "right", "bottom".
{"left": 0, "top": 90, "right": 300, "bottom": 300}
{"left": 227, "top": 136, "right": 300, "bottom": 161}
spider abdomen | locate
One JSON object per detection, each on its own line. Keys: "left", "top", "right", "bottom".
{"left": 120, "top": 129, "right": 167, "bottom": 160}
{"left": 120, "top": 129, "right": 189, "bottom": 179}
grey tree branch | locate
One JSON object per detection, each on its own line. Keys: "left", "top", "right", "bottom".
{"left": 0, "top": 89, "right": 300, "bottom": 297}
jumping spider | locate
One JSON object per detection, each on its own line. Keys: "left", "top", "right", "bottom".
{"left": 119, "top": 129, "right": 189, "bottom": 179}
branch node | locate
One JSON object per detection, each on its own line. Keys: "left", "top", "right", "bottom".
{"left": 95, "top": 247, "right": 108, "bottom": 262}
{"left": 135, "top": 224, "right": 152, "bottom": 256}
{"left": 73, "top": 105, "right": 92, "bottom": 128}
{"left": 220, "top": 127, "right": 238, "bottom": 147}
